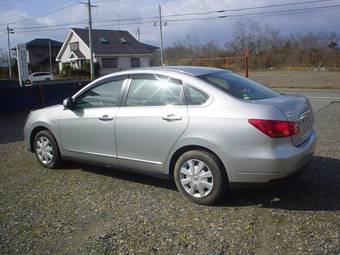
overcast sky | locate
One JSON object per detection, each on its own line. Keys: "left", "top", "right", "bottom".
{"left": 0, "top": 0, "right": 339, "bottom": 51}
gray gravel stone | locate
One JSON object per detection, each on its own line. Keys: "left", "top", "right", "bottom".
{"left": 0, "top": 103, "right": 339, "bottom": 254}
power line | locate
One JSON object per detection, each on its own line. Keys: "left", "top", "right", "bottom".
{"left": 3, "top": 1, "right": 340, "bottom": 34}
{"left": 5, "top": 20, "right": 156, "bottom": 34}
{"left": 165, "top": 3, "right": 340, "bottom": 23}
{"left": 15, "top": 17, "right": 154, "bottom": 30}
{"left": 12, "top": 19, "right": 89, "bottom": 31}
{"left": 94, "top": 0, "right": 119, "bottom": 3}
{"left": 6, "top": 16, "right": 156, "bottom": 32}
{"left": 163, "top": 0, "right": 338, "bottom": 17}
{"left": 0, "top": 0, "right": 23, "bottom": 8}
{"left": 80, "top": 0, "right": 339, "bottom": 25}
{"left": 0, "top": 2, "right": 79, "bottom": 26}
{"left": 7, "top": 0, "right": 332, "bottom": 29}
{"left": 91, "top": 16, "right": 158, "bottom": 23}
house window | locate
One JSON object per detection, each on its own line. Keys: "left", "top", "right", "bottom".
{"left": 131, "top": 58, "right": 140, "bottom": 68}
{"left": 70, "top": 42, "right": 79, "bottom": 51}
{"left": 102, "top": 58, "right": 118, "bottom": 68}
{"left": 119, "top": 37, "right": 127, "bottom": 44}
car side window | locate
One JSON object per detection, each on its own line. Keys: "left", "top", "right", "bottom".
{"left": 185, "top": 85, "right": 209, "bottom": 105}
{"left": 75, "top": 79, "right": 124, "bottom": 108}
{"left": 126, "top": 74, "right": 185, "bottom": 106}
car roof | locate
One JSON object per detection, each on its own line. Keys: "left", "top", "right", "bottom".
{"left": 141, "top": 66, "right": 228, "bottom": 76}
{"left": 81, "top": 66, "right": 231, "bottom": 91}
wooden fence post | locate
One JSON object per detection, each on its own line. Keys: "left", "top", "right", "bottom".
{"left": 244, "top": 48, "right": 249, "bottom": 78}
{"left": 37, "top": 85, "right": 45, "bottom": 107}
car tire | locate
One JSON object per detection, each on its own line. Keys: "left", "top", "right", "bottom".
{"left": 45, "top": 78, "right": 51, "bottom": 81}
{"left": 34, "top": 130, "right": 61, "bottom": 169}
{"left": 174, "top": 150, "right": 227, "bottom": 205}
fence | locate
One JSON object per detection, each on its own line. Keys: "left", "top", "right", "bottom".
{"left": 0, "top": 80, "right": 90, "bottom": 113}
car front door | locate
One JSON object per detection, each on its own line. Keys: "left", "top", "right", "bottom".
{"left": 115, "top": 73, "right": 189, "bottom": 172}
{"left": 59, "top": 77, "right": 126, "bottom": 166}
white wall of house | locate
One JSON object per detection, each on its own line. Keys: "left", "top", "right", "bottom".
{"left": 96, "top": 55, "right": 151, "bottom": 75}
{"left": 57, "top": 30, "right": 153, "bottom": 76}
{"left": 59, "top": 32, "right": 90, "bottom": 71}
{"left": 58, "top": 62, "right": 63, "bottom": 72}
{"left": 140, "top": 56, "right": 150, "bottom": 67}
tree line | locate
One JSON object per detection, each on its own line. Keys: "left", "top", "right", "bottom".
{"left": 163, "top": 19, "right": 340, "bottom": 71}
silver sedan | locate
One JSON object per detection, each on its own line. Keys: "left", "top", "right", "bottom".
{"left": 24, "top": 66, "right": 317, "bottom": 204}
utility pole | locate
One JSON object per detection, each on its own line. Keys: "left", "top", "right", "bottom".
{"left": 159, "top": 5, "right": 164, "bottom": 66}
{"left": 136, "top": 27, "right": 141, "bottom": 42}
{"left": 48, "top": 39, "right": 53, "bottom": 73}
{"left": 81, "top": 0, "right": 97, "bottom": 80}
{"left": 87, "top": 0, "right": 95, "bottom": 80}
{"left": 154, "top": 6, "right": 167, "bottom": 66}
{"left": 7, "top": 25, "right": 14, "bottom": 80}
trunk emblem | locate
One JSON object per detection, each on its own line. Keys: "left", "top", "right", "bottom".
{"left": 298, "top": 110, "right": 311, "bottom": 120}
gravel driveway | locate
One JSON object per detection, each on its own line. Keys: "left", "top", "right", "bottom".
{"left": 0, "top": 103, "right": 339, "bottom": 255}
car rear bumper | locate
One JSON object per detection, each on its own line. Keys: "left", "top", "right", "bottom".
{"left": 226, "top": 131, "right": 317, "bottom": 184}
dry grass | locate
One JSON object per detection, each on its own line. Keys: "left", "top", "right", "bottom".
{"left": 248, "top": 70, "right": 340, "bottom": 90}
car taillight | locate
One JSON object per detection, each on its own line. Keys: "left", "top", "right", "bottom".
{"left": 248, "top": 119, "right": 299, "bottom": 138}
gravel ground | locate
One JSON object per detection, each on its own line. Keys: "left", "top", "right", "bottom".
{"left": 0, "top": 103, "right": 339, "bottom": 255}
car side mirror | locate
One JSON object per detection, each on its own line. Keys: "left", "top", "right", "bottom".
{"left": 63, "top": 98, "right": 74, "bottom": 109}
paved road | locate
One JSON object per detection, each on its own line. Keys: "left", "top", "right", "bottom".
{"left": 277, "top": 89, "right": 340, "bottom": 112}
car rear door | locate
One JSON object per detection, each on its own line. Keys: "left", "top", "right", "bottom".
{"left": 59, "top": 76, "right": 126, "bottom": 165}
{"left": 115, "top": 73, "right": 189, "bottom": 172}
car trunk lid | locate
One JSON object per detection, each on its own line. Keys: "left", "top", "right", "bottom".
{"left": 252, "top": 95, "right": 314, "bottom": 146}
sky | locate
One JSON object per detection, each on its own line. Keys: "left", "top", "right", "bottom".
{"left": 0, "top": 0, "right": 339, "bottom": 52}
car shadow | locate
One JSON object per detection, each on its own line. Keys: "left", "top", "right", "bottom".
{"left": 61, "top": 155, "right": 339, "bottom": 212}
{"left": 217, "top": 156, "right": 340, "bottom": 211}
{"left": 60, "top": 160, "right": 177, "bottom": 191}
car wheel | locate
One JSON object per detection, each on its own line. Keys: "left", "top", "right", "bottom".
{"left": 45, "top": 78, "right": 51, "bottom": 81}
{"left": 174, "top": 150, "right": 227, "bottom": 205}
{"left": 34, "top": 130, "right": 61, "bottom": 169}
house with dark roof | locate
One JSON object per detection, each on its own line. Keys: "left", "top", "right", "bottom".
{"left": 25, "top": 38, "right": 63, "bottom": 68}
{"left": 56, "top": 28, "right": 158, "bottom": 75}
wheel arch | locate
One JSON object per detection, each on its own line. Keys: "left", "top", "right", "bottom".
{"left": 30, "top": 125, "right": 58, "bottom": 152}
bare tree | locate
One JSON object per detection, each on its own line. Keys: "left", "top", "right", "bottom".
{"left": 163, "top": 20, "right": 340, "bottom": 70}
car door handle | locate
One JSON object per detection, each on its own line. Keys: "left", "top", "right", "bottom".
{"left": 162, "top": 114, "right": 182, "bottom": 121}
{"left": 99, "top": 115, "right": 113, "bottom": 121}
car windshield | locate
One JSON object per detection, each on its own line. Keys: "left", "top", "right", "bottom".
{"left": 198, "top": 71, "right": 280, "bottom": 100}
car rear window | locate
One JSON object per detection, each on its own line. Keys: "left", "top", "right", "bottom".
{"left": 198, "top": 71, "right": 280, "bottom": 100}
{"left": 185, "top": 85, "right": 209, "bottom": 105}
